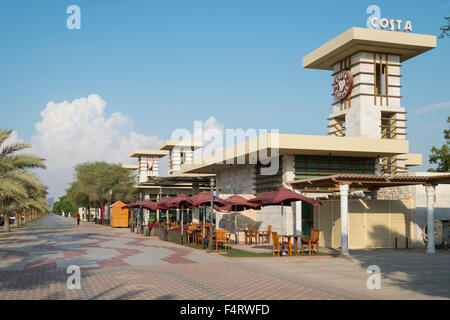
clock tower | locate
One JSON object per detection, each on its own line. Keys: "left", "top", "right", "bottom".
{"left": 303, "top": 27, "right": 436, "bottom": 174}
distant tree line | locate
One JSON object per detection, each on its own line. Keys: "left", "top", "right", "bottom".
{"left": 60, "top": 161, "right": 137, "bottom": 221}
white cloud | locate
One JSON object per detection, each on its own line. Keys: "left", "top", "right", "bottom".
{"left": 3, "top": 130, "right": 23, "bottom": 147}
{"left": 414, "top": 101, "right": 450, "bottom": 115}
{"left": 30, "top": 94, "right": 159, "bottom": 198}
{"left": 203, "top": 116, "right": 224, "bottom": 134}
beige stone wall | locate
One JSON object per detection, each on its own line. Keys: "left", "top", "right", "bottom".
{"left": 377, "top": 185, "right": 414, "bottom": 200}
{"left": 376, "top": 172, "right": 450, "bottom": 247}
{"left": 216, "top": 165, "right": 255, "bottom": 195}
{"left": 314, "top": 199, "right": 415, "bottom": 249}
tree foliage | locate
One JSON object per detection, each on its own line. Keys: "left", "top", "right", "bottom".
{"left": 66, "top": 161, "right": 137, "bottom": 218}
{"left": 428, "top": 116, "right": 450, "bottom": 172}
{"left": 439, "top": 13, "right": 450, "bottom": 39}
{"left": 53, "top": 195, "right": 77, "bottom": 216}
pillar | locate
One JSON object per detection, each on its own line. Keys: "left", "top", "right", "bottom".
{"left": 192, "top": 182, "right": 200, "bottom": 222}
{"left": 339, "top": 184, "right": 350, "bottom": 255}
{"left": 209, "top": 177, "right": 215, "bottom": 250}
{"left": 425, "top": 185, "right": 436, "bottom": 254}
{"left": 294, "top": 190, "right": 303, "bottom": 235}
{"left": 157, "top": 188, "right": 162, "bottom": 221}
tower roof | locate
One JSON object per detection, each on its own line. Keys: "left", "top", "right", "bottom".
{"left": 159, "top": 140, "right": 203, "bottom": 151}
{"left": 303, "top": 27, "right": 436, "bottom": 70}
{"left": 129, "top": 150, "right": 169, "bottom": 158}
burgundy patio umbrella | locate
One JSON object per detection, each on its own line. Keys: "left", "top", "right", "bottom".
{"left": 156, "top": 196, "right": 174, "bottom": 230}
{"left": 123, "top": 201, "right": 144, "bottom": 209}
{"left": 123, "top": 200, "right": 157, "bottom": 233}
{"left": 186, "top": 191, "right": 230, "bottom": 208}
{"left": 123, "top": 200, "right": 157, "bottom": 210}
{"left": 219, "top": 195, "right": 261, "bottom": 244}
{"left": 185, "top": 191, "right": 231, "bottom": 249}
{"left": 249, "top": 187, "right": 320, "bottom": 236}
{"left": 166, "top": 194, "right": 193, "bottom": 244}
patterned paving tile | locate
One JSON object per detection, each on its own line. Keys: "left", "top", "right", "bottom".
{"left": 0, "top": 215, "right": 449, "bottom": 300}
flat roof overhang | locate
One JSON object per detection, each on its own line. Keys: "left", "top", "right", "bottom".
{"left": 159, "top": 140, "right": 204, "bottom": 151}
{"left": 121, "top": 164, "right": 138, "bottom": 170}
{"left": 129, "top": 149, "right": 169, "bottom": 158}
{"left": 137, "top": 173, "right": 214, "bottom": 188}
{"left": 288, "top": 173, "right": 450, "bottom": 190}
{"left": 135, "top": 185, "right": 209, "bottom": 190}
{"left": 152, "top": 173, "right": 215, "bottom": 185}
{"left": 180, "top": 134, "right": 409, "bottom": 174}
{"left": 303, "top": 27, "right": 436, "bottom": 70}
{"left": 405, "top": 153, "right": 422, "bottom": 167}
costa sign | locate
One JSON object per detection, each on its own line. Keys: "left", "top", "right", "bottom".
{"left": 333, "top": 71, "right": 353, "bottom": 100}
{"left": 370, "top": 18, "right": 413, "bottom": 32}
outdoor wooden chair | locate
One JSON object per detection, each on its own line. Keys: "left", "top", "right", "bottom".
{"left": 258, "top": 225, "right": 272, "bottom": 244}
{"left": 301, "top": 229, "right": 320, "bottom": 256}
{"left": 272, "top": 232, "right": 289, "bottom": 256}
{"left": 214, "top": 229, "right": 231, "bottom": 252}
{"left": 245, "top": 226, "right": 258, "bottom": 245}
{"left": 186, "top": 225, "right": 197, "bottom": 243}
{"left": 195, "top": 228, "right": 210, "bottom": 246}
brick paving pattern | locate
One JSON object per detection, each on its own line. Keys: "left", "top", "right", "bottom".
{"left": 0, "top": 215, "right": 449, "bottom": 300}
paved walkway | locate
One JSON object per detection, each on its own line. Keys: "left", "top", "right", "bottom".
{"left": 0, "top": 215, "right": 449, "bottom": 300}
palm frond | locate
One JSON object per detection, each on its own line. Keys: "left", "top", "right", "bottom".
{"left": 0, "top": 154, "right": 46, "bottom": 171}
{"left": 0, "top": 142, "right": 32, "bottom": 157}
{"left": 0, "top": 129, "right": 13, "bottom": 148}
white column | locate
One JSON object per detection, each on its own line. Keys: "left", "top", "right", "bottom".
{"left": 340, "top": 184, "right": 350, "bottom": 255}
{"left": 293, "top": 190, "right": 303, "bottom": 249}
{"left": 294, "top": 189, "right": 303, "bottom": 235}
{"left": 425, "top": 185, "right": 436, "bottom": 254}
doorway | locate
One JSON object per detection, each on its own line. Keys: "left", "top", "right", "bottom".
{"left": 302, "top": 202, "right": 313, "bottom": 237}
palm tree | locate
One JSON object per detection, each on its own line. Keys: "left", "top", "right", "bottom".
{"left": 0, "top": 129, "right": 46, "bottom": 231}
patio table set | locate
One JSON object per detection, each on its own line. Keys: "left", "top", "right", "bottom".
{"left": 123, "top": 187, "right": 321, "bottom": 255}
{"left": 242, "top": 225, "right": 320, "bottom": 256}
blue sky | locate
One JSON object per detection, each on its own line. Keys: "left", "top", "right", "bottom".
{"left": 0, "top": 0, "right": 449, "bottom": 198}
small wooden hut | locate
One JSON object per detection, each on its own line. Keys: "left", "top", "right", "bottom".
{"left": 110, "top": 201, "right": 130, "bottom": 228}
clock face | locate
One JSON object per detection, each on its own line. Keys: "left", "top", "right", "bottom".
{"left": 333, "top": 70, "right": 353, "bottom": 100}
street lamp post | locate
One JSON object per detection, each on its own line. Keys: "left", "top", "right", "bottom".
{"left": 209, "top": 177, "right": 215, "bottom": 250}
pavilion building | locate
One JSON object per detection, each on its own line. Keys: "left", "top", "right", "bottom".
{"left": 127, "top": 27, "right": 450, "bottom": 252}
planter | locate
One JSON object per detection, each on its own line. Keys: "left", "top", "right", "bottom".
{"left": 150, "top": 227, "right": 158, "bottom": 236}
{"left": 158, "top": 227, "right": 168, "bottom": 241}
{"left": 167, "top": 229, "right": 188, "bottom": 244}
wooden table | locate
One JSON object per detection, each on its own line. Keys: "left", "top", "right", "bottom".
{"left": 282, "top": 235, "right": 305, "bottom": 256}
{"left": 243, "top": 230, "right": 258, "bottom": 245}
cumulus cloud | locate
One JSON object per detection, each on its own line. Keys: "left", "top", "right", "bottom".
{"left": 3, "top": 130, "right": 23, "bottom": 147}
{"left": 203, "top": 116, "right": 224, "bottom": 134}
{"left": 414, "top": 101, "right": 450, "bottom": 115}
{"left": 30, "top": 94, "right": 159, "bottom": 198}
